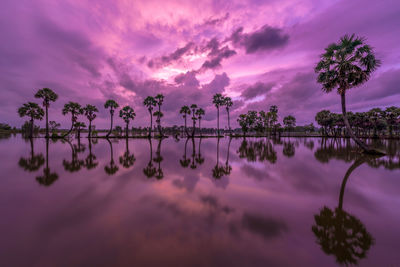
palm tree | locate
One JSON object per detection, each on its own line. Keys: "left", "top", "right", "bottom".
{"left": 83, "top": 104, "right": 98, "bottom": 138}
{"left": 223, "top": 96, "right": 233, "bottom": 134}
{"left": 283, "top": 115, "right": 296, "bottom": 136}
{"left": 74, "top": 121, "right": 86, "bottom": 139}
{"left": 62, "top": 102, "right": 83, "bottom": 138}
{"left": 315, "top": 34, "right": 381, "bottom": 153}
{"left": 180, "top": 105, "right": 191, "bottom": 137}
{"left": 34, "top": 88, "right": 58, "bottom": 138}
{"left": 104, "top": 100, "right": 119, "bottom": 137}
{"left": 213, "top": 93, "right": 225, "bottom": 136}
{"left": 195, "top": 108, "right": 205, "bottom": 137}
{"left": 153, "top": 111, "right": 164, "bottom": 137}
{"left": 143, "top": 96, "right": 157, "bottom": 138}
{"left": 190, "top": 104, "right": 198, "bottom": 137}
{"left": 119, "top": 106, "right": 136, "bottom": 138}
{"left": 18, "top": 102, "right": 44, "bottom": 138}
{"left": 155, "top": 94, "right": 165, "bottom": 137}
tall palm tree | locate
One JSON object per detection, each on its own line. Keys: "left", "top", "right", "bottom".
{"left": 34, "top": 88, "right": 58, "bottom": 138}
{"left": 104, "top": 100, "right": 119, "bottom": 137}
{"left": 83, "top": 104, "right": 98, "bottom": 138}
{"left": 119, "top": 105, "right": 136, "bottom": 138}
{"left": 143, "top": 96, "right": 157, "bottom": 138}
{"left": 180, "top": 105, "right": 191, "bottom": 137}
{"left": 315, "top": 34, "right": 381, "bottom": 153}
{"left": 190, "top": 104, "right": 198, "bottom": 137}
{"left": 223, "top": 96, "right": 233, "bottom": 134}
{"left": 74, "top": 121, "right": 86, "bottom": 139}
{"left": 18, "top": 102, "right": 44, "bottom": 138}
{"left": 62, "top": 102, "right": 83, "bottom": 138}
{"left": 195, "top": 108, "right": 205, "bottom": 137}
{"left": 155, "top": 94, "right": 165, "bottom": 137}
{"left": 212, "top": 93, "right": 224, "bottom": 136}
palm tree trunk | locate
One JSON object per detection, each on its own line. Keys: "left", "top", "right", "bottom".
{"left": 107, "top": 111, "right": 114, "bottom": 137}
{"left": 149, "top": 110, "right": 153, "bottom": 138}
{"left": 184, "top": 116, "right": 189, "bottom": 137}
{"left": 63, "top": 114, "right": 75, "bottom": 138}
{"left": 199, "top": 118, "right": 202, "bottom": 137}
{"left": 45, "top": 105, "right": 49, "bottom": 138}
{"left": 88, "top": 120, "right": 92, "bottom": 138}
{"left": 158, "top": 105, "right": 163, "bottom": 137}
{"left": 341, "top": 93, "right": 372, "bottom": 153}
{"left": 30, "top": 117, "right": 34, "bottom": 138}
{"left": 126, "top": 122, "right": 129, "bottom": 138}
{"left": 227, "top": 108, "right": 231, "bottom": 134}
{"left": 192, "top": 118, "right": 196, "bottom": 137}
{"left": 217, "top": 107, "right": 220, "bottom": 136}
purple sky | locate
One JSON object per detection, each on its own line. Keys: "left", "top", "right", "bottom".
{"left": 1, "top": 0, "right": 400, "bottom": 129}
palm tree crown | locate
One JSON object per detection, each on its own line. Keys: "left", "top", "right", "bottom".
{"left": 34, "top": 88, "right": 58, "bottom": 107}
{"left": 18, "top": 102, "right": 44, "bottom": 120}
{"left": 119, "top": 106, "right": 136, "bottom": 123}
{"left": 84, "top": 104, "right": 98, "bottom": 121}
{"left": 180, "top": 105, "right": 191, "bottom": 117}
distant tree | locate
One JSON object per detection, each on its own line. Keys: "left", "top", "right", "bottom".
{"left": 223, "top": 96, "right": 233, "bottom": 134}
{"left": 18, "top": 102, "right": 44, "bottom": 138}
{"left": 190, "top": 104, "right": 198, "bottom": 137}
{"left": 83, "top": 104, "right": 98, "bottom": 138}
{"left": 283, "top": 115, "right": 296, "bottom": 132}
{"left": 315, "top": 34, "right": 381, "bottom": 153}
{"left": 62, "top": 102, "right": 83, "bottom": 138}
{"left": 195, "top": 108, "right": 205, "bottom": 137}
{"left": 155, "top": 94, "right": 165, "bottom": 137}
{"left": 119, "top": 105, "right": 136, "bottom": 137}
{"left": 180, "top": 105, "right": 191, "bottom": 137}
{"left": 34, "top": 88, "right": 58, "bottom": 138}
{"left": 212, "top": 93, "right": 225, "bottom": 136}
{"left": 143, "top": 96, "right": 157, "bottom": 138}
{"left": 104, "top": 100, "right": 119, "bottom": 137}
{"left": 269, "top": 105, "right": 278, "bottom": 134}
{"left": 384, "top": 106, "right": 400, "bottom": 137}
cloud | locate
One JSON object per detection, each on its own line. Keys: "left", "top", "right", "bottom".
{"left": 230, "top": 25, "right": 289, "bottom": 54}
{"left": 148, "top": 42, "right": 195, "bottom": 69}
{"left": 241, "top": 82, "right": 275, "bottom": 100}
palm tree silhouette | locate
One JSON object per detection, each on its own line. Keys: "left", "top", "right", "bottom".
{"left": 153, "top": 139, "right": 164, "bottom": 179}
{"left": 85, "top": 138, "right": 98, "bottom": 170}
{"left": 224, "top": 137, "right": 232, "bottom": 175}
{"left": 312, "top": 156, "right": 375, "bottom": 265}
{"left": 63, "top": 139, "right": 84, "bottom": 172}
{"left": 190, "top": 104, "right": 198, "bottom": 137}
{"left": 155, "top": 94, "right": 165, "bottom": 137}
{"left": 180, "top": 105, "right": 191, "bottom": 137}
{"left": 74, "top": 121, "right": 86, "bottom": 139}
{"left": 195, "top": 138, "right": 205, "bottom": 165}
{"left": 282, "top": 140, "right": 295, "bottom": 158}
{"left": 18, "top": 138, "right": 44, "bottom": 172}
{"left": 119, "top": 105, "right": 136, "bottom": 138}
{"left": 83, "top": 104, "right": 98, "bottom": 138}
{"left": 180, "top": 138, "right": 191, "bottom": 168}
{"left": 62, "top": 102, "right": 83, "bottom": 138}
{"left": 190, "top": 138, "right": 197, "bottom": 169}
{"left": 195, "top": 108, "right": 205, "bottom": 137}
{"left": 143, "top": 138, "right": 156, "bottom": 178}
{"left": 36, "top": 139, "right": 58, "bottom": 186}
{"left": 34, "top": 88, "right": 58, "bottom": 138}
{"left": 104, "top": 100, "right": 119, "bottom": 138}
{"left": 18, "top": 102, "right": 44, "bottom": 138}
{"left": 143, "top": 96, "right": 157, "bottom": 138}
{"left": 119, "top": 137, "right": 136, "bottom": 168}
{"left": 212, "top": 93, "right": 225, "bottom": 136}
{"left": 315, "top": 34, "right": 381, "bottom": 153}
{"left": 223, "top": 96, "right": 233, "bottom": 135}
{"left": 212, "top": 137, "right": 225, "bottom": 179}
{"left": 104, "top": 138, "right": 119, "bottom": 175}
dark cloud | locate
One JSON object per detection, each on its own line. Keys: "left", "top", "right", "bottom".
{"left": 148, "top": 42, "right": 195, "bottom": 69}
{"left": 200, "top": 38, "right": 236, "bottom": 71}
{"left": 174, "top": 71, "right": 200, "bottom": 87}
{"left": 242, "top": 213, "right": 288, "bottom": 239}
{"left": 202, "top": 12, "right": 230, "bottom": 26}
{"left": 241, "top": 82, "right": 275, "bottom": 100}
{"left": 230, "top": 25, "right": 289, "bottom": 54}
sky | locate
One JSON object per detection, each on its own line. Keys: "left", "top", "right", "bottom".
{"left": 1, "top": 0, "right": 400, "bottom": 129}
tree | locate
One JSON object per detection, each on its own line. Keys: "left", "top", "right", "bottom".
{"left": 18, "top": 102, "right": 44, "bottom": 138}
{"left": 223, "top": 96, "right": 233, "bottom": 134}
{"left": 190, "top": 104, "right": 198, "bottom": 137}
{"left": 104, "top": 100, "right": 119, "bottom": 138}
{"left": 74, "top": 121, "right": 86, "bottom": 139}
{"left": 119, "top": 106, "right": 136, "bottom": 138}
{"left": 180, "top": 105, "right": 191, "bottom": 137}
{"left": 83, "top": 104, "right": 98, "bottom": 138}
{"left": 143, "top": 96, "right": 157, "bottom": 138}
{"left": 62, "top": 102, "right": 83, "bottom": 138}
{"left": 212, "top": 93, "right": 225, "bottom": 136}
{"left": 49, "top": 121, "right": 60, "bottom": 134}
{"left": 195, "top": 108, "right": 205, "bottom": 137}
{"left": 315, "top": 34, "right": 381, "bottom": 153}
{"left": 315, "top": 110, "right": 332, "bottom": 136}
{"left": 283, "top": 115, "right": 296, "bottom": 132}
{"left": 269, "top": 105, "right": 278, "bottom": 134}
{"left": 34, "top": 88, "right": 58, "bottom": 138}
{"left": 384, "top": 106, "right": 400, "bottom": 137}
{"left": 155, "top": 94, "right": 165, "bottom": 137}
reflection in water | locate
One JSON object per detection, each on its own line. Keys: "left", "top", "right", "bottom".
{"left": 153, "top": 139, "right": 164, "bottom": 179}
{"left": 85, "top": 138, "right": 98, "bottom": 170}
{"left": 63, "top": 139, "right": 85, "bottom": 172}
{"left": 119, "top": 137, "right": 136, "bottom": 169}
{"left": 104, "top": 138, "right": 119, "bottom": 175}
{"left": 312, "top": 156, "right": 375, "bottom": 265}
{"left": 180, "top": 138, "right": 191, "bottom": 168}
{"left": 282, "top": 140, "right": 295, "bottom": 158}
{"left": 237, "top": 138, "right": 277, "bottom": 164}
{"left": 212, "top": 137, "right": 225, "bottom": 179}
{"left": 143, "top": 138, "right": 156, "bottom": 178}
{"left": 195, "top": 138, "right": 205, "bottom": 165}
{"left": 36, "top": 139, "right": 58, "bottom": 186}
{"left": 18, "top": 138, "right": 44, "bottom": 172}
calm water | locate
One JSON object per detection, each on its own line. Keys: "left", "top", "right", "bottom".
{"left": 1, "top": 135, "right": 399, "bottom": 266}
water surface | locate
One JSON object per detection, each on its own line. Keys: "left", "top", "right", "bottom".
{"left": 1, "top": 135, "right": 399, "bottom": 266}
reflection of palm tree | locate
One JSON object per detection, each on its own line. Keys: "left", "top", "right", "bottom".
{"left": 36, "top": 139, "right": 58, "bottom": 186}
{"left": 223, "top": 137, "right": 232, "bottom": 175}
{"left": 312, "top": 157, "right": 374, "bottom": 265}
{"left": 18, "top": 138, "right": 44, "bottom": 172}
{"left": 190, "top": 138, "right": 197, "bottom": 169}
{"left": 180, "top": 138, "right": 191, "bottom": 168}
{"left": 85, "top": 138, "right": 98, "bottom": 170}
{"left": 63, "top": 139, "right": 84, "bottom": 172}
{"left": 104, "top": 138, "right": 119, "bottom": 175}
{"left": 212, "top": 137, "right": 225, "bottom": 179}
{"left": 195, "top": 138, "right": 205, "bottom": 165}
{"left": 282, "top": 140, "right": 295, "bottom": 158}
{"left": 143, "top": 138, "right": 156, "bottom": 178}
{"left": 153, "top": 139, "right": 164, "bottom": 179}
{"left": 119, "top": 137, "right": 136, "bottom": 168}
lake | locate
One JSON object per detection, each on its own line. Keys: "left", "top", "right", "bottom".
{"left": 1, "top": 135, "right": 399, "bottom": 266}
